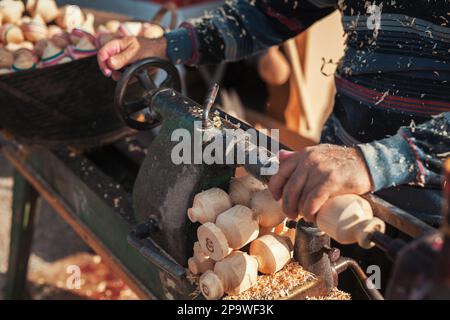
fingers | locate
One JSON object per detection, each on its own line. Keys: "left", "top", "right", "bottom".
{"left": 112, "top": 71, "right": 122, "bottom": 81}
{"left": 268, "top": 153, "right": 300, "bottom": 201}
{"left": 278, "top": 149, "right": 295, "bottom": 162}
{"left": 281, "top": 168, "right": 308, "bottom": 218}
{"left": 97, "top": 37, "right": 140, "bottom": 77}
{"left": 299, "top": 187, "right": 330, "bottom": 222}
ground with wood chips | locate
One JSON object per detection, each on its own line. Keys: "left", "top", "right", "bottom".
{"left": 0, "top": 156, "right": 137, "bottom": 300}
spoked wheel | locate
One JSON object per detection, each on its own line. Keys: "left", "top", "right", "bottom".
{"left": 114, "top": 57, "right": 181, "bottom": 130}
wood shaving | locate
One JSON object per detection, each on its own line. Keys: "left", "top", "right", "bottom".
{"left": 185, "top": 261, "right": 351, "bottom": 300}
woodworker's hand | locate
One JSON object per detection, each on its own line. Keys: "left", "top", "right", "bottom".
{"left": 268, "top": 145, "right": 374, "bottom": 222}
{"left": 97, "top": 36, "right": 167, "bottom": 80}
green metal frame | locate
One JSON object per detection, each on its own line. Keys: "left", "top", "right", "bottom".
{"left": 1, "top": 139, "right": 196, "bottom": 300}
{"left": 3, "top": 171, "right": 38, "bottom": 300}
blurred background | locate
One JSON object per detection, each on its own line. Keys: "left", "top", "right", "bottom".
{"left": 0, "top": 0, "right": 345, "bottom": 299}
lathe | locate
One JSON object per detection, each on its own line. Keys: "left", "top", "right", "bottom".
{"left": 1, "top": 57, "right": 438, "bottom": 300}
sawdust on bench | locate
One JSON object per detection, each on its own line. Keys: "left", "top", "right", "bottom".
{"left": 188, "top": 261, "right": 350, "bottom": 300}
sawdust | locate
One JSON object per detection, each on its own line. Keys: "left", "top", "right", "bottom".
{"left": 190, "top": 261, "right": 350, "bottom": 300}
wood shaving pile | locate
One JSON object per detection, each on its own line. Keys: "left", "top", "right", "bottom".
{"left": 189, "top": 261, "right": 350, "bottom": 300}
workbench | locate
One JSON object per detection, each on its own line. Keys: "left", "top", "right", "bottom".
{"left": 1, "top": 132, "right": 197, "bottom": 300}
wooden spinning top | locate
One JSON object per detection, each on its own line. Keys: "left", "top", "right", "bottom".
{"left": 67, "top": 35, "right": 96, "bottom": 60}
{"left": 197, "top": 205, "right": 259, "bottom": 261}
{"left": 249, "top": 233, "right": 292, "bottom": 274}
{"left": 118, "top": 21, "right": 142, "bottom": 37}
{"left": 199, "top": 251, "right": 258, "bottom": 300}
{"left": 0, "top": 0, "right": 25, "bottom": 24}
{"left": 0, "top": 48, "right": 14, "bottom": 68}
{"left": 316, "top": 195, "right": 386, "bottom": 249}
{"left": 0, "top": 23, "right": 24, "bottom": 44}
{"left": 12, "top": 48, "right": 36, "bottom": 72}
{"left": 251, "top": 189, "right": 285, "bottom": 228}
{"left": 188, "top": 242, "right": 215, "bottom": 275}
{"left": 95, "top": 24, "right": 109, "bottom": 36}
{"left": 187, "top": 188, "right": 232, "bottom": 224}
{"left": 22, "top": 14, "right": 48, "bottom": 42}
{"left": 78, "top": 12, "right": 95, "bottom": 35}
{"left": 228, "top": 175, "right": 266, "bottom": 206}
{"left": 41, "top": 40, "right": 70, "bottom": 66}
{"left": 141, "top": 22, "right": 164, "bottom": 39}
{"left": 105, "top": 20, "right": 120, "bottom": 33}
{"left": 26, "top": 0, "right": 58, "bottom": 23}
{"left": 47, "top": 25, "right": 64, "bottom": 38}
{"left": 5, "top": 41, "right": 33, "bottom": 51}
{"left": 56, "top": 5, "right": 84, "bottom": 32}
{"left": 50, "top": 31, "right": 70, "bottom": 49}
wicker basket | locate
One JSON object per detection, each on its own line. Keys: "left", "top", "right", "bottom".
{"left": 0, "top": 56, "right": 134, "bottom": 149}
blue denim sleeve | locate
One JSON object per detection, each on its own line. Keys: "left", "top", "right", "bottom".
{"left": 358, "top": 112, "right": 450, "bottom": 191}
{"left": 164, "top": 0, "right": 337, "bottom": 65}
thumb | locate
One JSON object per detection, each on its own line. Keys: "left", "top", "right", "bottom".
{"left": 278, "top": 149, "right": 295, "bottom": 162}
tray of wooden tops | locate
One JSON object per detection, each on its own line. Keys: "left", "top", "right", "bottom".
{"left": 185, "top": 173, "right": 350, "bottom": 300}
{"left": 0, "top": 0, "right": 168, "bottom": 148}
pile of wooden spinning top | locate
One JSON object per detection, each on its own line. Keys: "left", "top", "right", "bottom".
{"left": 187, "top": 175, "right": 296, "bottom": 300}
{"left": 0, "top": 0, "right": 165, "bottom": 74}
{"left": 187, "top": 174, "right": 386, "bottom": 300}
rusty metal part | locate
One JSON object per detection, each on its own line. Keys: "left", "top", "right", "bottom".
{"left": 332, "top": 257, "right": 384, "bottom": 300}
{"left": 127, "top": 220, "right": 187, "bottom": 279}
{"left": 202, "top": 83, "right": 219, "bottom": 129}
{"left": 294, "top": 220, "right": 336, "bottom": 293}
{"left": 280, "top": 277, "right": 330, "bottom": 300}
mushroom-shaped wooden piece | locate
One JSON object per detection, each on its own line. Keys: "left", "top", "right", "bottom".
{"left": 0, "top": 48, "right": 14, "bottom": 69}
{"left": 56, "top": 5, "right": 84, "bottom": 32}
{"left": 0, "top": 0, "right": 25, "bottom": 24}
{"left": 249, "top": 233, "right": 292, "bottom": 274}
{"left": 0, "top": 23, "right": 24, "bottom": 44}
{"left": 118, "top": 21, "right": 142, "bottom": 37}
{"left": 316, "top": 195, "right": 386, "bottom": 249}
{"left": 228, "top": 175, "right": 266, "bottom": 206}
{"left": 22, "top": 14, "right": 48, "bottom": 42}
{"left": 105, "top": 20, "right": 120, "bottom": 33}
{"left": 26, "top": 0, "right": 58, "bottom": 23}
{"left": 251, "top": 189, "right": 285, "bottom": 228}
{"left": 188, "top": 242, "right": 215, "bottom": 275}
{"left": 5, "top": 41, "right": 33, "bottom": 51}
{"left": 187, "top": 188, "right": 232, "bottom": 224}
{"left": 12, "top": 48, "right": 36, "bottom": 72}
{"left": 141, "top": 22, "right": 164, "bottom": 39}
{"left": 67, "top": 35, "right": 96, "bottom": 60}
{"left": 199, "top": 251, "right": 258, "bottom": 300}
{"left": 197, "top": 205, "right": 259, "bottom": 261}
{"left": 41, "top": 40, "right": 70, "bottom": 67}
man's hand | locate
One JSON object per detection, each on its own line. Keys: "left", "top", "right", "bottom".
{"left": 268, "top": 145, "right": 374, "bottom": 222}
{"left": 97, "top": 36, "right": 167, "bottom": 80}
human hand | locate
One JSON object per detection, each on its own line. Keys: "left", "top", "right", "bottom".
{"left": 97, "top": 36, "right": 167, "bottom": 80}
{"left": 268, "top": 145, "right": 373, "bottom": 222}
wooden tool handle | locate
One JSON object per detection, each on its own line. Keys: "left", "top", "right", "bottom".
{"left": 316, "top": 194, "right": 386, "bottom": 249}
